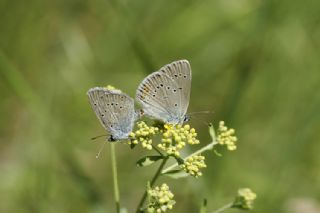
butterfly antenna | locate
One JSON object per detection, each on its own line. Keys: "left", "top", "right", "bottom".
{"left": 96, "top": 140, "right": 108, "bottom": 159}
{"left": 189, "top": 110, "right": 214, "bottom": 115}
{"left": 190, "top": 115, "right": 210, "bottom": 126}
{"left": 91, "top": 134, "right": 109, "bottom": 141}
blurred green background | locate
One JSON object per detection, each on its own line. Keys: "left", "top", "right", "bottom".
{"left": 1, "top": 0, "right": 319, "bottom": 212}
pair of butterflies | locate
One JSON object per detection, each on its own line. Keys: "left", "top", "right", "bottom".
{"left": 87, "top": 59, "right": 192, "bottom": 141}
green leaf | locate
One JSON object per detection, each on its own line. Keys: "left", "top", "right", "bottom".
{"left": 136, "top": 155, "right": 164, "bottom": 167}
{"left": 162, "top": 169, "right": 189, "bottom": 179}
{"left": 208, "top": 123, "right": 216, "bottom": 141}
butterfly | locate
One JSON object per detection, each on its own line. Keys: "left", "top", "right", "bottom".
{"left": 136, "top": 59, "right": 192, "bottom": 125}
{"left": 87, "top": 87, "right": 137, "bottom": 141}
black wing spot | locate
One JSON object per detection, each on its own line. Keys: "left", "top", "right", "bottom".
{"left": 120, "top": 106, "right": 123, "bottom": 109}
{"left": 167, "top": 86, "right": 170, "bottom": 90}
{"left": 101, "top": 114, "right": 104, "bottom": 117}
{"left": 152, "top": 94, "right": 156, "bottom": 97}
{"left": 94, "top": 103, "right": 97, "bottom": 106}
{"left": 156, "top": 86, "right": 160, "bottom": 89}
{"left": 111, "top": 125, "right": 113, "bottom": 127}
{"left": 116, "top": 103, "right": 118, "bottom": 106}
{"left": 111, "top": 103, "right": 114, "bottom": 105}
{"left": 173, "top": 89, "right": 177, "bottom": 92}
{"left": 184, "top": 75, "right": 187, "bottom": 78}
{"left": 179, "top": 87, "right": 182, "bottom": 90}
{"left": 107, "top": 103, "right": 110, "bottom": 106}
{"left": 160, "top": 84, "right": 164, "bottom": 87}
{"left": 174, "top": 103, "right": 178, "bottom": 107}
{"left": 105, "top": 110, "right": 107, "bottom": 112}
{"left": 179, "top": 73, "right": 182, "bottom": 76}
{"left": 174, "top": 74, "right": 178, "bottom": 77}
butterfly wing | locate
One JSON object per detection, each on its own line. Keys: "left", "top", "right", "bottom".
{"left": 136, "top": 60, "right": 192, "bottom": 124}
{"left": 158, "top": 60, "right": 192, "bottom": 121}
{"left": 87, "top": 87, "right": 136, "bottom": 140}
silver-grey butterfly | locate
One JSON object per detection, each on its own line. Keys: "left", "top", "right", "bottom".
{"left": 87, "top": 87, "right": 137, "bottom": 141}
{"left": 136, "top": 59, "right": 192, "bottom": 125}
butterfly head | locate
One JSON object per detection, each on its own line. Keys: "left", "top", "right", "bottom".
{"left": 183, "top": 115, "right": 190, "bottom": 123}
{"left": 108, "top": 135, "right": 117, "bottom": 142}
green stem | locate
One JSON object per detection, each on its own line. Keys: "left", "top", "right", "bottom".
{"left": 151, "top": 144, "right": 164, "bottom": 156}
{"left": 211, "top": 203, "right": 233, "bottom": 213}
{"left": 110, "top": 143, "right": 120, "bottom": 213}
{"left": 162, "top": 140, "right": 218, "bottom": 174}
{"left": 136, "top": 157, "right": 169, "bottom": 213}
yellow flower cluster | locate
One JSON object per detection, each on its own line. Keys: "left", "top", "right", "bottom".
{"left": 128, "top": 121, "right": 159, "bottom": 150}
{"left": 233, "top": 188, "right": 257, "bottom": 210}
{"left": 147, "top": 183, "right": 176, "bottom": 213}
{"left": 216, "top": 121, "right": 237, "bottom": 151}
{"left": 105, "top": 85, "right": 122, "bottom": 92}
{"left": 180, "top": 155, "right": 207, "bottom": 177}
{"left": 157, "top": 124, "right": 199, "bottom": 157}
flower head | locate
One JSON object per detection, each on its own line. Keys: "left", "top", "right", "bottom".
{"left": 105, "top": 85, "right": 122, "bottom": 92}
{"left": 180, "top": 154, "right": 207, "bottom": 177}
{"left": 232, "top": 188, "right": 257, "bottom": 210}
{"left": 157, "top": 124, "right": 199, "bottom": 157}
{"left": 147, "top": 183, "right": 176, "bottom": 213}
{"left": 129, "top": 121, "right": 159, "bottom": 150}
{"left": 216, "top": 121, "right": 237, "bottom": 151}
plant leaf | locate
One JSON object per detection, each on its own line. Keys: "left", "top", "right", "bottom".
{"left": 136, "top": 155, "right": 164, "bottom": 167}
{"left": 208, "top": 123, "right": 216, "bottom": 141}
{"left": 162, "top": 169, "right": 189, "bottom": 179}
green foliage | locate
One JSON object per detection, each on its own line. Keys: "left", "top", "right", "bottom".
{"left": 136, "top": 156, "right": 164, "bottom": 167}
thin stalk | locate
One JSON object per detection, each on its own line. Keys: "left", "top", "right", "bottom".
{"left": 110, "top": 143, "right": 120, "bottom": 213}
{"left": 211, "top": 203, "right": 233, "bottom": 213}
{"left": 136, "top": 157, "right": 169, "bottom": 213}
{"left": 162, "top": 141, "right": 218, "bottom": 174}
{"left": 151, "top": 144, "right": 164, "bottom": 156}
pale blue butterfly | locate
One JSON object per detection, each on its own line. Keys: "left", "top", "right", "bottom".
{"left": 87, "top": 87, "right": 137, "bottom": 141}
{"left": 136, "top": 59, "right": 192, "bottom": 125}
